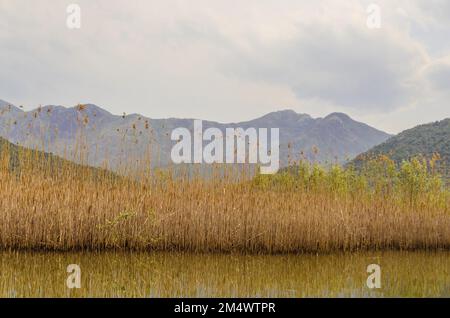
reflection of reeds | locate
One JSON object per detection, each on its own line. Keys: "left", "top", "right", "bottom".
{"left": 0, "top": 251, "right": 448, "bottom": 297}
{"left": 0, "top": 136, "right": 449, "bottom": 252}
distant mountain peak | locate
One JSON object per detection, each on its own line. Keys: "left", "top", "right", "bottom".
{"left": 257, "top": 109, "right": 311, "bottom": 122}
{"left": 270, "top": 109, "right": 298, "bottom": 116}
{"left": 324, "top": 112, "right": 352, "bottom": 121}
{"left": 0, "top": 100, "right": 22, "bottom": 113}
{"left": 71, "top": 103, "right": 112, "bottom": 114}
{"left": 26, "top": 103, "right": 114, "bottom": 120}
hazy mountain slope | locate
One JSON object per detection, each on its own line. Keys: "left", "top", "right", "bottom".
{"left": 0, "top": 100, "right": 391, "bottom": 172}
{"left": 351, "top": 118, "right": 450, "bottom": 170}
{"left": 0, "top": 136, "right": 117, "bottom": 180}
{"left": 285, "top": 112, "right": 391, "bottom": 163}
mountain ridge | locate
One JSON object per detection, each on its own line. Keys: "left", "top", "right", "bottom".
{"left": 0, "top": 100, "right": 392, "bottom": 172}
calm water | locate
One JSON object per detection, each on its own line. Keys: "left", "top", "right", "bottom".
{"left": 0, "top": 251, "right": 448, "bottom": 297}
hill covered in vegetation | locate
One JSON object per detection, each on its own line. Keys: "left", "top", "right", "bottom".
{"left": 0, "top": 137, "right": 117, "bottom": 181}
{"left": 351, "top": 118, "right": 450, "bottom": 175}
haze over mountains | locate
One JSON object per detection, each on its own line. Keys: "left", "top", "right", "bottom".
{"left": 0, "top": 99, "right": 391, "bottom": 172}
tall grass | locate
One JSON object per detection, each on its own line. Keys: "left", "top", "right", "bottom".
{"left": 0, "top": 136, "right": 448, "bottom": 253}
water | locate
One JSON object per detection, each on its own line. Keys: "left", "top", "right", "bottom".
{"left": 0, "top": 251, "right": 448, "bottom": 297}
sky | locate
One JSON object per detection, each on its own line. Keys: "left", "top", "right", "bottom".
{"left": 0, "top": 0, "right": 449, "bottom": 133}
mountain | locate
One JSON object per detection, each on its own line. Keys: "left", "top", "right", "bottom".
{"left": 0, "top": 100, "right": 391, "bottom": 172}
{"left": 351, "top": 118, "right": 450, "bottom": 172}
{"left": 0, "top": 135, "right": 117, "bottom": 180}
{"left": 0, "top": 99, "right": 21, "bottom": 115}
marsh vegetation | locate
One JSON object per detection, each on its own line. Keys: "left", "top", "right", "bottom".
{"left": 0, "top": 137, "right": 448, "bottom": 252}
{"left": 0, "top": 106, "right": 449, "bottom": 298}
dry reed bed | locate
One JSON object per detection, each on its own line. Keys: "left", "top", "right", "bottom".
{"left": 0, "top": 145, "right": 449, "bottom": 253}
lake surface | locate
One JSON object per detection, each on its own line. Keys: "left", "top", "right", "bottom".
{"left": 0, "top": 251, "right": 448, "bottom": 297}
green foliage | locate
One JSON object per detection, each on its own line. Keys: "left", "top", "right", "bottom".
{"left": 351, "top": 118, "right": 450, "bottom": 179}
{"left": 254, "top": 155, "right": 449, "bottom": 210}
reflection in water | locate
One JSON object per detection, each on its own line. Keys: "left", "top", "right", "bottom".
{"left": 0, "top": 251, "right": 448, "bottom": 297}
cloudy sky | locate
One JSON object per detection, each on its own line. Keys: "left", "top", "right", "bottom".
{"left": 0, "top": 0, "right": 449, "bottom": 133}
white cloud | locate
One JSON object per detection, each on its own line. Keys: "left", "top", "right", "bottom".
{"left": 222, "top": 22, "right": 427, "bottom": 112}
{"left": 0, "top": 0, "right": 448, "bottom": 133}
{"left": 423, "top": 56, "right": 450, "bottom": 92}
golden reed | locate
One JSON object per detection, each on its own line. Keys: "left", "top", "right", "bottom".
{"left": 0, "top": 139, "right": 449, "bottom": 253}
